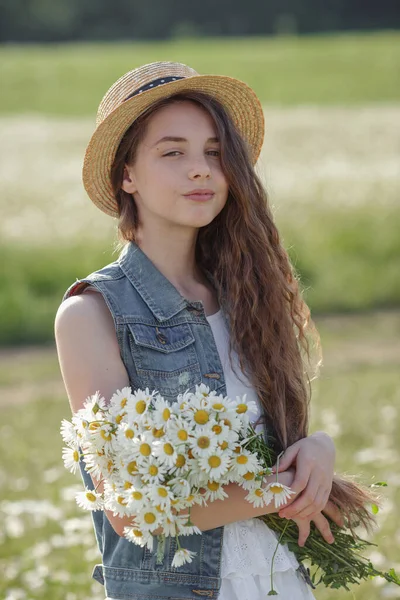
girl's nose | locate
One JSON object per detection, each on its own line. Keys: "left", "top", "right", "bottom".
{"left": 187, "top": 157, "right": 211, "bottom": 180}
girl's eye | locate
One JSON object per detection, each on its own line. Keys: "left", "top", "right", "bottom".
{"left": 163, "top": 150, "right": 220, "bottom": 157}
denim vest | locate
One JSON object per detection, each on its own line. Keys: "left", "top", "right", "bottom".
{"left": 62, "top": 240, "right": 267, "bottom": 600}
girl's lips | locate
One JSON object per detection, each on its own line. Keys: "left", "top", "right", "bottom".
{"left": 184, "top": 192, "right": 215, "bottom": 201}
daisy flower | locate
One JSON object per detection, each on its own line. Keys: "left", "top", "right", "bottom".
{"left": 135, "top": 506, "right": 162, "bottom": 533}
{"left": 137, "top": 457, "right": 168, "bottom": 485}
{"left": 189, "top": 425, "right": 219, "bottom": 458}
{"left": 126, "top": 487, "right": 147, "bottom": 512}
{"left": 129, "top": 433, "right": 155, "bottom": 464}
{"left": 151, "top": 395, "right": 174, "bottom": 428}
{"left": 125, "top": 388, "right": 156, "bottom": 422}
{"left": 152, "top": 439, "right": 178, "bottom": 467}
{"left": 168, "top": 477, "right": 191, "bottom": 498}
{"left": 202, "top": 480, "right": 229, "bottom": 503}
{"left": 109, "top": 386, "right": 134, "bottom": 419}
{"left": 87, "top": 421, "right": 118, "bottom": 453}
{"left": 170, "top": 452, "right": 192, "bottom": 477}
{"left": 245, "top": 486, "right": 273, "bottom": 509}
{"left": 124, "top": 526, "right": 154, "bottom": 550}
{"left": 194, "top": 383, "right": 217, "bottom": 399}
{"left": 62, "top": 446, "right": 81, "bottom": 474}
{"left": 75, "top": 487, "right": 104, "bottom": 511}
{"left": 60, "top": 419, "right": 79, "bottom": 446}
{"left": 198, "top": 449, "right": 231, "bottom": 479}
{"left": 167, "top": 417, "right": 193, "bottom": 449}
{"left": 230, "top": 448, "right": 261, "bottom": 477}
{"left": 175, "top": 513, "right": 202, "bottom": 536}
{"left": 208, "top": 394, "right": 236, "bottom": 415}
{"left": 172, "top": 548, "right": 197, "bottom": 568}
{"left": 148, "top": 484, "right": 175, "bottom": 510}
{"left": 184, "top": 396, "right": 214, "bottom": 428}
{"left": 264, "top": 481, "right": 295, "bottom": 509}
{"left": 104, "top": 488, "right": 131, "bottom": 517}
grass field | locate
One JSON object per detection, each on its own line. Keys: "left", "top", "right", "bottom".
{"left": 1, "top": 310, "right": 400, "bottom": 600}
{"left": 0, "top": 31, "right": 398, "bottom": 115}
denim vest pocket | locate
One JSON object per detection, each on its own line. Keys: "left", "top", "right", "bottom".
{"left": 127, "top": 322, "right": 201, "bottom": 400}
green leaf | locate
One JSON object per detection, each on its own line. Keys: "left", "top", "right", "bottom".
{"left": 370, "top": 481, "right": 388, "bottom": 487}
{"left": 371, "top": 504, "right": 379, "bottom": 515}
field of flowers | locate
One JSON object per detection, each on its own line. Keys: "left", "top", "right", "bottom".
{"left": 1, "top": 31, "right": 399, "bottom": 600}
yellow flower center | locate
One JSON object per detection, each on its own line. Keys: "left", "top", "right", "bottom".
{"left": 255, "top": 488, "right": 264, "bottom": 497}
{"left": 162, "top": 407, "right": 171, "bottom": 421}
{"left": 212, "top": 402, "right": 224, "bottom": 411}
{"left": 234, "top": 446, "right": 242, "bottom": 454}
{"left": 124, "top": 481, "right": 133, "bottom": 489}
{"left": 194, "top": 409, "right": 209, "bottom": 425}
{"left": 132, "top": 491, "right": 143, "bottom": 500}
{"left": 73, "top": 450, "right": 79, "bottom": 462}
{"left": 212, "top": 425, "right": 223, "bottom": 434}
{"left": 135, "top": 400, "right": 146, "bottom": 414}
{"left": 127, "top": 461, "right": 138, "bottom": 475}
{"left": 115, "top": 413, "right": 125, "bottom": 424}
{"left": 163, "top": 443, "right": 174, "bottom": 455}
{"left": 117, "top": 496, "right": 127, "bottom": 506}
{"left": 125, "top": 428, "right": 134, "bottom": 439}
{"left": 197, "top": 436, "right": 211, "bottom": 449}
{"left": 86, "top": 492, "right": 96, "bottom": 502}
{"left": 208, "top": 455, "right": 222, "bottom": 468}
{"left": 219, "top": 441, "right": 229, "bottom": 450}
{"left": 186, "top": 494, "right": 195, "bottom": 502}
{"left": 223, "top": 419, "right": 231, "bottom": 428}
{"left": 155, "top": 504, "right": 164, "bottom": 512}
{"left": 175, "top": 454, "right": 186, "bottom": 468}
{"left": 237, "top": 455, "right": 248, "bottom": 464}
{"left": 132, "top": 529, "right": 142, "bottom": 537}
{"left": 149, "top": 465, "right": 158, "bottom": 476}
{"left": 243, "top": 472, "right": 255, "bottom": 480}
{"left": 157, "top": 487, "right": 168, "bottom": 497}
{"left": 269, "top": 484, "right": 283, "bottom": 494}
{"left": 100, "top": 429, "right": 112, "bottom": 442}
{"left": 236, "top": 403, "right": 248, "bottom": 414}
{"left": 144, "top": 512, "right": 156, "bottom": 524}
{"left": 153, "top": 427, "right": 165, "bottom": 438}
{"left": 120, "top": 397, "right": 128, "bottom": 408}
{"left": 207, "top": 481, "right": 219, "bottom": 491}
{"left": 89, "top": 422, "right": 100, "bottom": 431}
{"left": 177, "top": 429, "right": 188, "bottom": 441}
{"left": 139, "top": 443, "right": 151, "bottom": 457}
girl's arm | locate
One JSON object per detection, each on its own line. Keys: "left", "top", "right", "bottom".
{"left": 55, "top": 292, "right": 300, "bottom": 536}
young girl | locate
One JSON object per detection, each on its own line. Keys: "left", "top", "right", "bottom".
{"left": 55, "top": 61, "right": 367, "bottom": 600}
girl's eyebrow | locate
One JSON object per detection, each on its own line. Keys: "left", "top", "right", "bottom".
{"left": 152, "top": 136, "right": 219, "bottom": 147}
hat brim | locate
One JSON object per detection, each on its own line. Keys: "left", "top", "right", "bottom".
{"left": 82, "top": 74, "right": 265, "bottom": 217}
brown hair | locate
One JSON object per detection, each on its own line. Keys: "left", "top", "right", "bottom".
{"left": 111, "top": 91, "right": 376, "bottom": 528}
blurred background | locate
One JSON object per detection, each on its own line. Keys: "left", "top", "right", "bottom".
{"left": 0, "top": 2, "right": 399, "bottom": 599}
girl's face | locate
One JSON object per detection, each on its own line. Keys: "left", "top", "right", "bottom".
{"left": 122, "top": 100, "right": 229, "bottom": 233}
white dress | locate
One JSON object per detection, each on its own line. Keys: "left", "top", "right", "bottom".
{"left": 206, "top": 308, "right": 316, "bottom": 600}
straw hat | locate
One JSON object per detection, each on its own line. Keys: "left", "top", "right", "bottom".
{"left": 83, "top": 61, "right": 265, "bottom": 217}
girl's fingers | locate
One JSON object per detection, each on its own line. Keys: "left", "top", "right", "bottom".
{"left": 271, "top": 445, "right": 300, "bottom": 473}
{"left": 279, "top": 475, "right": 317, "bottom": 519}
{"left": 291, "top": 487, "right": 329, "bottom": 520}
{"left": 312, "top": 512, "right": 335, "bottom": 544}
{"left": 293, "top": 518, "right": 311, "bottom": 547}
{"left": 322, "top": 500, "right": 345, "bottom": 528}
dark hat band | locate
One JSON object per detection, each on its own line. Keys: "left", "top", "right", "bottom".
{"left": 124, "top": 76, "right": 185, "bottom": 101}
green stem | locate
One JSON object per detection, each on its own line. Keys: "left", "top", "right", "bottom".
{"left": 269, "top": 520, "right": 290, "bottom": 595}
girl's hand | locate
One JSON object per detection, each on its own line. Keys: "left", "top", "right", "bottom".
{"left": 292, "top": 500, "right": 345, "bottom": 547}
{"left": 272, "top": 431, "right": 336, "bottom": 521}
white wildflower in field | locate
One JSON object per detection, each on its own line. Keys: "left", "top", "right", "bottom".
{"left": 61, "top": 384, "right": 290, "bottom": 567}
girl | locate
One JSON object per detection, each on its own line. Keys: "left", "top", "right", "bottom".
{"left": 55, "top": 62, "right": 370, "bottom": 600}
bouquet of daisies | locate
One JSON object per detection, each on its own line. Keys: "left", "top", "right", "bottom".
{"left": 61, "top": 384, "right": 400, "bottom": 593}
{"left": 61, "top": 383, "right": 293, "bottom": 568}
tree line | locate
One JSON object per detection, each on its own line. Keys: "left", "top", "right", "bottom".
{"left": 0, "top": 0, "right": 398, "bottom": 42}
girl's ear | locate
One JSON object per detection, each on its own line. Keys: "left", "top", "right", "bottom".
{"left": 121, "top": 164, "right": 137, "bottom": 194}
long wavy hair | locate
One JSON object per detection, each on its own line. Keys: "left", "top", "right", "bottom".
{"left": 110, "top": 91, "right": 376, "bottom": 528}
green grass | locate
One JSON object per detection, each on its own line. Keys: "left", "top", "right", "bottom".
{"left": 0, "top": 31, "right": 398, "bottom": 115}
{"left": 1, "top": 312, "right": 399, "bottom": 599}
{"left": 1, "top": 202, "right": 399, "bottom": 346}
